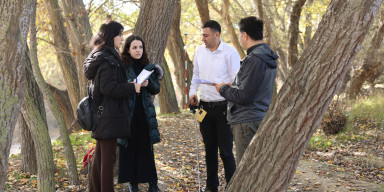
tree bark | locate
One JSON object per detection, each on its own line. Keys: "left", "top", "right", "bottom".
{"left": 347, "top": 15, "right": 384, "bottom": 99}
{"left": 222, "top": 0, "right": 246, "bottom": 58}
{"left": 253, "top": 0, "right": 274, "bottom": 48}
{"left": 19, "top": 114, "right": 38, "bottom": 174}
{"left": 20, "top": 49, "right": 45, "bottom": 175}
{"left": 61, "top": 0, "right": 93, "bottom": 98}
{"left": 194, "top": 0, "right": 210, "bottom": 24}
{"left": 43, "top": 0, "right": 81, "bottom": 115}
{"left": 29, "top": 5, "right": 80, "bottom": 185}
{"left": 48, "top": 83, "right": 81, "bottom": 132}
{"left": 288, "top": 0, "right": 307, "bottom": 67}
{"left": 0, "top": 1, "right": 34, "bottom": 190}
{"left": 21, "top": 46, "right": 55, "bottom": 191}
{"left": 158, "top": 57, "right": 181, "bottom": 114}
{"left": 134, "top": 0, "right": 180, "bottom": 114}
{"left": 226, "top": 1, "right": 383, "bottom": 191}
{"left": 167, "top": 0, "right": 193, "bottom": 110}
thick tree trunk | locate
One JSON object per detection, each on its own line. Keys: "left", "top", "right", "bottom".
{"left": 21, "top": 46, "right": 55, "bottom": 191}
{"left": 19, "top": 114, "right": 38, "bottom": 174}
{"left": 19, "top": 50, "right": 45, "bottom": 175}
{"left": 288, "top": 0, "right": 306, "bottom": 67}
{"left": 134, "top": 0, "right": 180, "bottom": 114}
{"left": 347, "top": 16, "right": 384, "bottom": 99}
{"left": 61, "top": 0, "right": 93, "bottom": 98}
{"left": 194, "top": 0, "right": 210, "bottom": 24}
{"left": 0, "top": 1, "right": 33, "bottom": 190}
{"left": 48, "top": 83, "right": 81, "bottom": 132}
{"left": 29, "top": 5, "right": 80, "bottom": 185}
{"left": 167, "top": 0, "right": 193, "bottom": 110}
{"left": 158, "top": 58, "right": 181, "bottom": 114}
{"left": 43, "top": 0, "right": 81, "bottom": 115}
{"left": 226, "top": 1, "right": 382, "bottom": 191}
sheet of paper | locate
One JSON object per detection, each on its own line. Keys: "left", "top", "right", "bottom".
{"left": 192, "top": 78, "right": 215, "bottom": 85}
{"left": 136, "top": 69, "right": 154, "bottom": 84}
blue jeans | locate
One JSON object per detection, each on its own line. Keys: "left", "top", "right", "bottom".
{"left": 199, "top": 101, "right": 236, "bottom": 192}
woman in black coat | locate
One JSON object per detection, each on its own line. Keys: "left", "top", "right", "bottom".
{"left": 83, "top": 21, "right": 140, "bottom": 192}
{"left": 118, "top": 35, "right": 161, "bottom": 192}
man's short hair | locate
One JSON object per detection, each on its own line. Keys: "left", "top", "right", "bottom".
{"left": 239, "top": 16, "right": 263, "bottom": 41}
{"left": 202, "top": 20, "right": 221, "bottom": 34}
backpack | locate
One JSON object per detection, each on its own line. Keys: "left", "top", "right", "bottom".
{"left": 76, "top": 86, "right": 102, "bottom": 131}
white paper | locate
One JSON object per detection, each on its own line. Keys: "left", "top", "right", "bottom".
{"left": 136, "top": 69, "right": 154, "bottom": 84}
{"left": 192, "top": 78, "right": 215, "bottom": 85}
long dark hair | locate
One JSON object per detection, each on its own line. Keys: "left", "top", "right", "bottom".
{"left": 121, "top": 35, "right": 150, "bottom": 66}
{"left": 89, "top": 20, "right": 124, "bottom": 49}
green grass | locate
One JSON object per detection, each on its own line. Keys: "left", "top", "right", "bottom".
{"left": 347, "top": 92, "right": 384, "bottom": 128}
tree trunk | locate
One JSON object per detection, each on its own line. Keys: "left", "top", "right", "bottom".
{"left": 253, "top": 0, "right": 274, "bottom": 48}
{"left": 134, "top": 0, "right": 180, "bottom": 114}
{"left": 61, "top": 0, "right": 93, "bottom": 98}
{"left": 0, "top": 1, "right": 34, "bottom": 190}
{"left": 29, "top": 5, "right": 80, "bottom": 185}
{"left": 194, "top": 0, "right": 210, "bottom": 24}
{"left": 158, "top": 57, "right": 181, "bottom": 114}
{"left": 48, "top": 83, "right": 81, "bottom": 132}
{"left": 288, "top": 0, "right": 307, "bottom": 67}
{"left": 20, "top": 50, "right": 45, "bottom": 175}
{"left": 347, "top": 15, "right": 384, "bottom": 99}
{"left": 226, "top": 1, "right": 382, "bottom": 191}
{"left": 21, "top": 46, "right": 55, "bottom": 191}
{"left": 43, "top": 0, "right": 81, "bottom": 115}
{"left": 222, "top": 0, "right": 246, "bottom": 58}
{"left": 167, "top": 0, "right": 193, "bottom": 110}
{"left": 19, "top": 114, "right": 38, "bottom": 174}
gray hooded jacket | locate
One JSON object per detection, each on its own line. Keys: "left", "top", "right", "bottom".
{"left": 219, "top": 43, "right": 278, "bottom": 124}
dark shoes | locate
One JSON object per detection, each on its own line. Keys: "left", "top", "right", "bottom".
{"left": 148, "top": 181, "right": 160, "bottom": 192}
{"left": 128, "top": 183, "right": 139, "bottom": 192}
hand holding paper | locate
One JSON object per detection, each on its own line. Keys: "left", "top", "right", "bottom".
{"left": 136, "top": 69, "right": 154, "bottom": 84}
{"left": 191, "top": 78, "right": 215, "bottom": 85}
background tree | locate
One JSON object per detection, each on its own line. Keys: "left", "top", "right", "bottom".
{"left": 134, "top": 0, "right": 180, "bottom": 114}
{"left": 30, "top": 2, "right": 80, "bottom": 185}
{"left": 195, "top": 0, "right": 210, "bottom": 24}
{"left": 210, "top": 0, "right": 246, "bottom": 58}
{"left": 348, "top": 13, "right": 384, "bottom": 99}
{"left": 18, "top": 114, "right": 37, "bottom": 174}
{"left": 21, "top": 47, "right": 56, "bottom": 191}
{"left": 287, "top": 0, "right": 307, "bottom": 67}
{"left": 0, "top": 1, "right": 34, "bottom": 190}
{"left": 43, "top": 0, "right": 81, "bottom": 115}
{"left": 167, "top": 0, "right": 194, "bottom": 109}
{"left": 61, "top": 0, "right": 93, "bottom": 98}
{"left": 226, "top": 0, "right": 383, "bottom": 191}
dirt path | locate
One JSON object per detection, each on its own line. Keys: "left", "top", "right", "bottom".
{"left": 290, "top": 159, "right": 383, "bottom": 191}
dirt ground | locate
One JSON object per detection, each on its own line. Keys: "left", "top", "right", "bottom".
{"left": 9, "top": 112, "right": 384, "bottom": 191}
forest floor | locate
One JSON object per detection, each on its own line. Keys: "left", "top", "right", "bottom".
{"left": 5, "top": 113, "right": 384, "bottom": 192}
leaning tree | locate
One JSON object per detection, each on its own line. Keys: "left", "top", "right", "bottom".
{"left": 226, "top": 0, "right": 383, "bottom": 191}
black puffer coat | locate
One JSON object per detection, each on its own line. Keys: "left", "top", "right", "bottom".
{"left": 83, "top": 46, "right": 135, "bottom": 139}
{"left": 125, "top": 63, "right": 161, "bottom": 144}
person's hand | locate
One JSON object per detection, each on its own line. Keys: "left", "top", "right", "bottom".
{"left": 130, "top": 81, "right": 141, "bottom": 93}
{"left": 189, "top": 95, "right": 198, "bottom": 106}
{"left": 141, "top": 80, "right": 148, "bottom": 87}
{"left": 215, "top": 82, "right": 226, "bottom": 92}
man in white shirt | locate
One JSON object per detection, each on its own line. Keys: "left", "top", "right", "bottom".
{"left": 189, "top": 20, "right": 240, "bottom": 192}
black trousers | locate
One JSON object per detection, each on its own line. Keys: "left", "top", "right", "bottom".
{"left": 199, "top": 101, "right": 236, "bottom": 192}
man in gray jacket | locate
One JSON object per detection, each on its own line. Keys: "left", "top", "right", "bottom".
{"left": 215, "top": 16, "right": 278, "bottom": 164}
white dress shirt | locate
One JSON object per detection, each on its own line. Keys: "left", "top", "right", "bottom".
{"left": 190, "top": 40, "right": 241, "bottom": 102}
